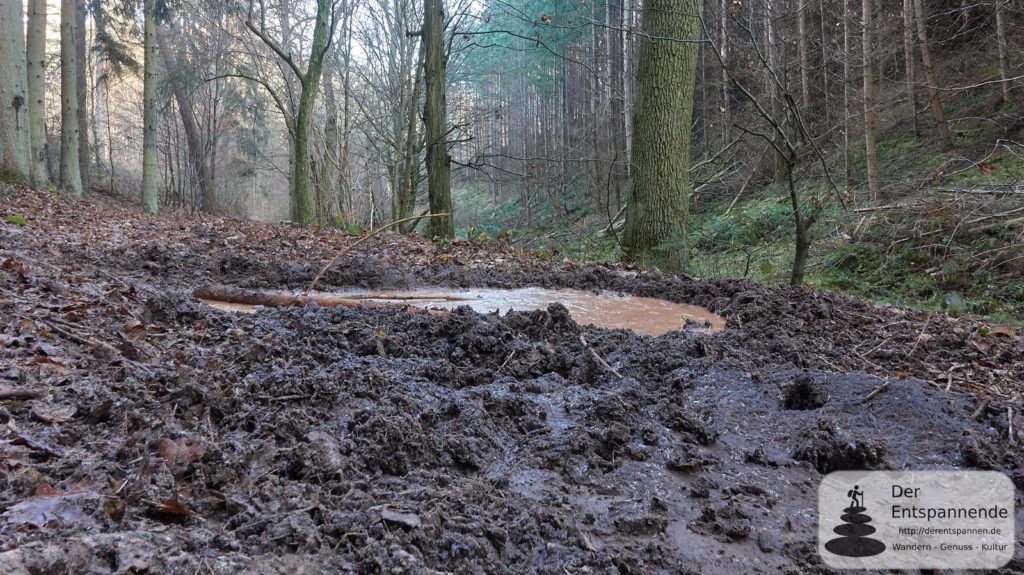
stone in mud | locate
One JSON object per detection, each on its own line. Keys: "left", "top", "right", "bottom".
{"left": 779, "top": 372, "right": 829, "bottom": 410}
{"left": 792, "top": 420, "right": 885, "bottom": 473}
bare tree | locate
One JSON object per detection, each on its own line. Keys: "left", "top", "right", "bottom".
{"left": 903, "top": 0, "right": 918, "bottom": 136}
{"left": 862, "top": 0, "right": 881, "bottom": 200}
{"left": 246, "top": 0, "right": 339, "bottom": 226}
{"left": 913, "top": 0, "right": 953, "bottom": 151}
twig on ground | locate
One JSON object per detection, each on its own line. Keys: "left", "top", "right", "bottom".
{"left": 1008, "top": 406, "right": 1015, "bottom": 446}
{"left": 906, "top": 314, "right": 932, "bottom": 358}
{"left": 579, "top": 334, "right": 622, "bottom": 378}
{"left": 971, "top": 399, "right": 989, "bottom": 420}
{"left": 498, "top": 350, "right": 518, "bottom": 372}
{"left": 37, "top": 315, "right": 122, "bottom": 357}
{"left": 863, "top": 379, "right": 891, "bottom": 403}
{"left": 946, "top": 363, "right": 966, "bottom": 391}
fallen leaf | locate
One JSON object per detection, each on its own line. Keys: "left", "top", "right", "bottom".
{"left": 371, "top": 505, "right": 422, "bottom": 530}
{"left": 2, "top": 492, "right": 93, "bottom": 528}
{"left": 83, "top": 399, "right": 113, "bottom": 424}
{"left": 31, "top": 403, "right": 77, "bottom": 424}
{"left": 104, "top": 498, "right": 126, "bottom": 522}
{"left": 144, "top": 499, "right": 192, "bottom": 524}
{"left": 988, "top": 325, "right": 1016, "bottom": 338}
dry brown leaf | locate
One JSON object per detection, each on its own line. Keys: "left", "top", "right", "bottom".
{"left": 31, "top": 403, "right": 77, "bottom": 424}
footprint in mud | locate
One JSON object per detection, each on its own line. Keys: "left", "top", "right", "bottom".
{"left": 779, "top": 372, "right": 830, "bottom": 410}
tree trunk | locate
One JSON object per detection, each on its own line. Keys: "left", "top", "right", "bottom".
{"left": 399, "top": 45, "right": 425, "bottom": 232}
{"left": 141, "top": 0, "right": 158, "bottom": 214}
{"left": 994, "top": 0, "right": 1014, "bottom": 107}
{"left": 156, "top": 27, "right": 216, "bottom": 214}
{"left": 609, "top": 0, "right": 628, "bottom": 204}
{"left": 913, "top": 0, "right": 953, "bottom": 151}
{"left": 291, "top": 0, "right": 333, "bottom": 227}
{"left": 60, "top": 0, "right": 84, "bottom": 195}
{"left": 622, "top": 0, "right": 702, "bottom": 271}
{"left": 765, "top": 2, "right": 786, "bottom": 184}
{"left": 798, "top": 0, "right": 811, "bottom": 109}
{"left": 862, "top": 0, "right": 881, "bottom": 200}
{"left": 75, "top": 0, "right": 89, "bottom": 189}
{"left": 26, "top": 0, "right": 49, "bottom": 186}
{"left": 423, "top": 0, "right": 454, "bottom": 238}
{"left": 0, "top": 0, "right": 31, "bottom": 183}
{"left": 903, "top": 0, "right": 919, "bottom": 136}
{"left": 842, "top": 0, "right": 852, "bottom": 189}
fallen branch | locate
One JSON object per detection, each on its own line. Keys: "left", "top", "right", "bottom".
{"left": 852, "top": 204, "right": 912, "bottom": 213}
{"left": 928, "top": 187, "right": 1024, "bottom": 196}
{"left": 194, "top": 285, "right": 455, "bottom": 317}
{"left": 37, "top": 316, "right": 122, "bottom": 358}
{"left": 195, "top": 285, "right": 373, "bottom": 309}
{"left": 306, "top": 213, "right": 451, "bottom": 293}
{"left": 0, "top": 387, "right": 43, "bottom": 401}
{"left": 580, "top": 334, "right": 622, "bottom": 379}
{"left": 343, "top": 293, "right": 474, "bottom": 302}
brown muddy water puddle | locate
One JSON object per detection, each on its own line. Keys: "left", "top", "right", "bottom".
{"left": 201, "top": 287, "right": 724, "bottom": 337}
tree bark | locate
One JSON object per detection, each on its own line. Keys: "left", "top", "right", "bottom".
{"left": 75, "top": 0, "right": 89, "bottom": 189}
{"left": 913, "top": 0, "right": 953, "bottom": 151}
{"left": 798, "top": 0, "right": 811, "bottom": 109}
{"left": 842, "top": 0, "right": 852, "bottom": 189}
{"left": 60, "top": 0, "right": 84, "bottom": 195}
{"left": 862, "top": 0, "right": 881, "bottom": 200}
{"left": 26, "top": 0, "right": 49, "bottom": 186}
{"left": 994, "top": 0, "right": 1014, "bottom": 107}
{"left": 155, "top": 26, "right": 216, "bottom": 214}
{"left": 622, "top": 0, "right": 702, "bottom": 271}
{"left": 423, "top": 0, "right": 454, "bottom": 237}
{"left": 291, "top": 0, "right": 334, "bottom": 226}
{"left": 903, "top": 0, "right": 919, "bottom": 136}
{"left": 141, "top": 0, "right": 158, "bottom": 214}
{"left": 608, "top": 0, "right": 628, "bottom": 203}
{"left": 0, "top": 0, "right": 31, "bottom": 183}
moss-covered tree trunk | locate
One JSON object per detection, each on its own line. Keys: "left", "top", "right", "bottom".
{"left": 622, "top": 0, "right": 702, "bottom": 271}
{"left": 141, "top": 0, "right": 158, "bottom": 214}
{"left": 60, "top": 0, "right": 84, "bottom": 195}
{"left": 292, "top": 0, "right": 333, "bottom": 226}
{"left": 26, "top": 0, "right": 49, "bottom": 186}
{"left": 423, "top": 0, "right": 454, "bottom": 238}
{"left": 0, "top": 0, "right": 31, "bottom": 183}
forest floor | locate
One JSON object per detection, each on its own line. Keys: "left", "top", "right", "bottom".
{"left": 1, "top": 186, "right": 1022, "bottom": 574}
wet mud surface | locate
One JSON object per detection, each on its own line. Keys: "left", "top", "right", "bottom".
{"left": 1, "top": 188, "right": 1023, "bottom": 573}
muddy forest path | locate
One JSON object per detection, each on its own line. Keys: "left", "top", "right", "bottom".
{"left": 1, "top": 187, "right": 1022, "bottom": 573}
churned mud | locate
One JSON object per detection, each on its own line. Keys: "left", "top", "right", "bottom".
{"left": 1, "top": 188, "right": 1022, "bottom": 574}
